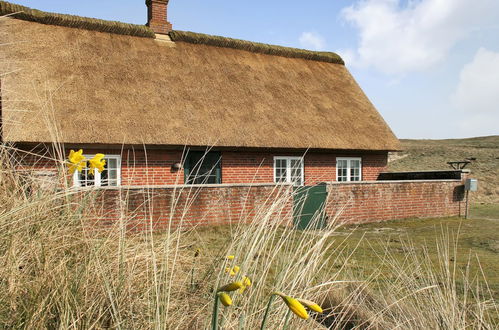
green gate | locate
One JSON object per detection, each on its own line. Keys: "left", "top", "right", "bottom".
{"left": 293, "top": 184, "right": 328, "bottom": 230}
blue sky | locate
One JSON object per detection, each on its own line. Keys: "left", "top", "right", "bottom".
{"left": 13, "top": 0, "right": 499, "bottom": 139}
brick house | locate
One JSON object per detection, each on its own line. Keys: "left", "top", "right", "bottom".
{"left": 0, "top": 1, "right": 401, "bottom": 190}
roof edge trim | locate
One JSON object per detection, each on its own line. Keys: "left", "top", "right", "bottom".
{"left": 169, "top": 30, "right": 344, "bottom": 65}
{"left": 0, "top": 1, "right": 156, "bottom": 38}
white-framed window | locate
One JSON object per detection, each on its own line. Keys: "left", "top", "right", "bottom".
{"left": 336, "top": 157, "right": 361, "bottom": 182}
{"left": 73, "top": 155, "right": 121, "bottom": 187}
{"left": 274, "top": 156, "right": 304, "bottom": 186}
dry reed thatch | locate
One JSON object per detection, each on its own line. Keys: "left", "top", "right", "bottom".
{"left": 0, "top": 1, "right": 156, "bottom": 38}
{"left": 1, "top": 5, "right": 400, "bottom": 151}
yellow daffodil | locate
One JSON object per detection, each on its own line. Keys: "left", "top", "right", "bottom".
{"left": 226, "top": 255, "right": 235, "bottom": 260}
{"left": 218, "top": 292, "right": 232, "bottom": 307}
{"left": 217, "top": 281, "right": 243, "bottom": 292}
{"left": 88, "top": 153, "right": 106, "bottom": 176}
{"left": 239, "top": 276, "right": 252, "bottom": 293}
{"left": 243, "top": 276, "right": 251, "bottom": 287}
{"left": 296, "top": 298, "right": 323, "bottom": 313}
{"left": 225, "top": 265, "right": 240, "bottom": 276}
{"left": 275, "top": 293, "right": 309, "bottom": 320}
{"left": 67, "top": 149, "right": 86, "bottom": 174}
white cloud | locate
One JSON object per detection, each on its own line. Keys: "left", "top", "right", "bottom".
{"left": 452, "top": 48, "right": 499, "bottom": 135}
{"left": 299, "top": 32, "right": 326, "bottom": 51}
{"left": 342, "top": 0, "right": 499, "bottom": 75}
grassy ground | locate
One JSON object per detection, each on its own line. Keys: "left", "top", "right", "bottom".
{"left": 191, "top": 212, "right": 499, "bottom": 301}
{"left": 182, "top": 211, "right": 499, "bottom": 326}
{"left": 388, "top": 135, "right": 499, "bottom": 204}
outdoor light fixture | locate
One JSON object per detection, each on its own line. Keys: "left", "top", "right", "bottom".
{"left": 171, "top": 162, "right": 182, "bottom": 171}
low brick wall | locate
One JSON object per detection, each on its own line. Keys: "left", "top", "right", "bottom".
{"left": 84, "top": 180, "right": 466, "bottom": 230}
{"left": 325, "top": 180, "right": 465, "bottom": 224}
{"left": 86, "top": 183, "right": 294, "bottom": 231}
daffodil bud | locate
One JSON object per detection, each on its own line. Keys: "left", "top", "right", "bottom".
{"left": 218, "top": 292, "right": 232, "bottom": 307}
{"left": 276, "top": 293, "right": 309, "bottom": 320}
{"left": 296, "top": 298, "right": 323, "bottom": 313}
{"left": 226, "top": 255, "right": 235, "bottom": 260}
{"left": 217, "top": 281, "right": 243, "bottom": 292}
{"left": 242, "top": 276, "right": 251, "bottom": 287}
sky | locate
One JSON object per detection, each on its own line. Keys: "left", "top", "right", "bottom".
{"left": 12, "top": 0, "right": 499, "bottom": 139}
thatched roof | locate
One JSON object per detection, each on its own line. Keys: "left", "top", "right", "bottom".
{"left": 0, "top": 3, "right": 400, "bottom": 151}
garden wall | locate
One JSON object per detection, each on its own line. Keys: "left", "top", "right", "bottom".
{"left": 87, "top": 183, "right": 294, "bottom": 231}
{"left": 85, "top": 179, "right": 466, "bottom": 230}
{"left": 325, "top": 180, "right": 466, "bottom": 224}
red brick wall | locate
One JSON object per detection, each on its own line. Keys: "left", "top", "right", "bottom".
{"left": 86, "top": 179, "right": 465, "bottom": 230}
{"left": 89, "top": 184, "right": 294, "bottom": 231}
{"left": 17, "top": 148, "right": 388, "bottom": 186}
{"left": 325, "top": 180, "right": 465, "bottom": 224}
{"left": 119, "top": 149, "right": 184, "bottom": 185}
{"left": 222, "top": 151, "right": 388, "bottom": 185}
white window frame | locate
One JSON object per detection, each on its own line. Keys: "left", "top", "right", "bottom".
{"left": 73, "top": 155, "right": 121, "bottom": 187}
{"left": 336, "top": 157, "right": 362, "bottom": 182}
{"left": 273, "top": 156, "right": 304, "bottom": 186}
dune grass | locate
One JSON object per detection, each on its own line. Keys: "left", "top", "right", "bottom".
{"left": 388, "top": 136, "right": 499, "bottom": 204}
{"left": 0, "top": 145, "right": 498, "bottom": 329}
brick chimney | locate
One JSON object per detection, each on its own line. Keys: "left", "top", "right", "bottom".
{"left": 146, "top": 0, "right": 172, "bottom": 35}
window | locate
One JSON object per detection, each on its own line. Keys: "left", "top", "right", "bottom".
{"left": 184, "top": 151, "right": 221, "bottom": 184}
{"left": 336, "top": 157, "right": 361, "bottom": 182}
{"left": 73, "top": 155, "right": 121, "bottom": 187}
{"left": 274, "top": 156, "right": 304, "bottom": 186}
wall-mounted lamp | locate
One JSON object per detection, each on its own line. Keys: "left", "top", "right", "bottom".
{"left": 171, "top": 162, "right": 182, "bottom": 171}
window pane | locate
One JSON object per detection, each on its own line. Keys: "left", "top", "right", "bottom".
{"left": 107, "top": 158, "right": 117, "bottom": 168}
{"left": 79, "top": 167, "right": 95, "bottom": 186}
{"left": 186, "top": 151, "right": 221, "bottom": 184}
{"left": 290, "top": 159, "right": 303, "bottom": 185}
{"left": 337, "top": 159, "right": 350, "bottom": 182}
{"left": 275, "top": 158, "right": 287, "bottom": 183}
{"left": 351, "top": 159, "right": 360, "bottom": 181}
{"left": 100, "top": 157, "right": 120, "bottom": 187}
{"left": 337, "top": 160, "right": 347, "bottom": 168}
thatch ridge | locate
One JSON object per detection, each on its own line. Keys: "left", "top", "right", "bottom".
{"left": 1, "top": 1, "right": 345, "bottom": 64}
{"left": 169, "top": 30, "right": 345, "bottom": 65}
{"left": 0, "top": 1, "right": 156, "bottom": 38}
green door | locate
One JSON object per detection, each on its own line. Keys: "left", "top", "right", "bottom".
{"left": 293, "top": 184, "right": 328, "bottom": 230}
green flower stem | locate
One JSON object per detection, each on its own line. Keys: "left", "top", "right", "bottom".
{"left": 238, "top": 312, "right": 245, "bottom": 330}
{"left": 282, "top": 308, "right": 292, "bottom": 330}
{"left": 260, "top": 294, "right": 277, "bottom": 330}
{"left": 211, "top": 293, "right": 220, "bottom": 330}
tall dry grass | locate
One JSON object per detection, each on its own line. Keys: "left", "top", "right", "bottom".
{"left": 0, "top": 144, "right": 497, "bottom": 329}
